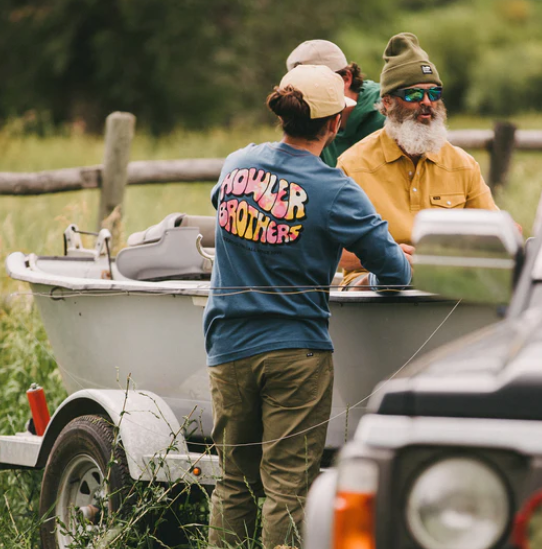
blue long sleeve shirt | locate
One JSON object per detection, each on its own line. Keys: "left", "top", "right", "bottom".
{"left": 203, "top": 142, "right": 410, "bottom": 366}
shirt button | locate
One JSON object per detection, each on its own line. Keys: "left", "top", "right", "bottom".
{"left": 409, "top": 171, "right": 413, "bottom": 177}
{"left": 413, "top": 188, "right": 417, "bottom": 192}
{"left": 447, "top": 200, "right": 452, "bottom": 205}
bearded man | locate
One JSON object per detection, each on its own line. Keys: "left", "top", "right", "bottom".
{"left": 336, "top": 32, "right": 498, "bottom": 289}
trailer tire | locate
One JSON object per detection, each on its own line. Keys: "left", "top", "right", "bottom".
{"left": 39, "top": 414, "right": 131, "bottom": 549}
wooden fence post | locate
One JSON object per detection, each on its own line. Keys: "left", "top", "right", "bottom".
{"left": 488, "top": 121, "right": 517, "bottom": 188}
{"left": 97, "top": 112, "right": 136, "bottom": 245}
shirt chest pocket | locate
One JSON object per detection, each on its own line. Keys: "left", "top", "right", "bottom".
{"left": 430, "top": 193, "right": 466, "bottom": 209}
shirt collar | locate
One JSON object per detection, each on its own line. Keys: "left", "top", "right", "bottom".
{"left": 425, "top": 149, "right": 441, "bottom": 163}
{"left": 270, "top": 141, "right": 312, "bottom": 157}
{"left": 381, "top": 127, "right": 406, "bottom": 163}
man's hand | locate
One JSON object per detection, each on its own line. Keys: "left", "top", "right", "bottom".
{"left": 352, "top": 274, "right": 370, "bottom": 288}
{"left": 399, "top": 243, "right": 415, "bottom": 268}
{"left": 348, "top": 243, "right": 415, "bottom": 290}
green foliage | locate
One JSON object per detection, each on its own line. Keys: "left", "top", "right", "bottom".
{"left": 0, "top": 467, "right": 43, "bottom": 549}
{"left": 339, "top": 0, "right": 542, "bottom": 116}
{"left": 2, "top": 0, "right": 541, "bottom": 131}
{"left": 0, "top": 300, "right": 66, "bottom": 548}
{"left": 0, "top": 297, "right": 213, "bottom": 548}
{"left": 466, "top": 43, "right": 542, "bottom": 115}
{"left": 0, "top": 318, "right": 212, "bottom": 547}
{"left": 400, "top": 0, "right": 458, "bottom": 9}
{"left": 48, "top": 453, "right": 212, "bottom": 548}
{"left": 399, "top": 4, "right": 488, "bottom": 112}
{"left": 0, "top": 0, "right": 368, "bottom": 134}
{"left": 0, "top": 302, "right": 66, "bottom": 435}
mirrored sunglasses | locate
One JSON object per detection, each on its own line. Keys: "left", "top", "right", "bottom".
{"left": 389, "top": 87, "right": 443, "bottom": 103}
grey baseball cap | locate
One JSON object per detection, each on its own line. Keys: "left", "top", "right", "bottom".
{"left": 286, "top": 40, "right": 348, "bottom": 72}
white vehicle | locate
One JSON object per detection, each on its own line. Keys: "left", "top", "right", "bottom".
{"left": 304, "top": 208, "right": 540, "bottom": 549}
{"left": 4, "top": 213, "right": 500, "bottom": 548}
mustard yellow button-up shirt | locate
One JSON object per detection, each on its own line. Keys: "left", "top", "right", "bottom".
{"left": 337, "top": 128, "right": 498, "bottom": 286}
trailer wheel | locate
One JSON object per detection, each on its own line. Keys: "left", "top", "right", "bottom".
{"left": 39, "top": 415, "right": 131, "bottom": 549}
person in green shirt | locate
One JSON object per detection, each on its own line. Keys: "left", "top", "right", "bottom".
{"left": 286, "top": 39, "right": 385, "bottom": 166}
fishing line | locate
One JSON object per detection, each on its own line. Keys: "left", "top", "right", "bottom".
{"left": 13, "top": 298, "right": 461, "bottom": 449}
{"left": 8, "top": 282, "right": 411, "bottom": 301}
{"left": 3, "top": 258, "right": 459, "bottom": 448}
{"left": 188, "top": 299, "right": 461, "bottom": 448}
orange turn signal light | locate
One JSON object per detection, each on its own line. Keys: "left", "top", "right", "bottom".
{"left": 333, "top": 491, "right": 376, "bottom": 549}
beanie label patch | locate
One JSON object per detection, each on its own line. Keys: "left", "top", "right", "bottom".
{"left": 421, "top": 65, "right": 433, "bottom": 74}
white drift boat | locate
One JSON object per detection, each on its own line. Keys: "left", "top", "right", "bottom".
{"left": 6, "top": 215, "right": 500, "bottom": 448}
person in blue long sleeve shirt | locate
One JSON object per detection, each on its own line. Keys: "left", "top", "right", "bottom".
{"left": 204, "top": 64, "right": 411, "bottom": 549}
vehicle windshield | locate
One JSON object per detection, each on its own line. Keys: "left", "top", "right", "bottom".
{"left": 397, "top": 303, "right": 542, "bottom": 378}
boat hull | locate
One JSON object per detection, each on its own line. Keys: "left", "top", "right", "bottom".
{"left": 30, "top": 280, "right": 498, "bottom": 447}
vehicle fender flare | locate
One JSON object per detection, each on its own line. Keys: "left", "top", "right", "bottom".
{"left": 304, "top": 468, "right": 338, "bottom": 549}
{"left": 37, "top": 389, "right": 185, "bottom": 481}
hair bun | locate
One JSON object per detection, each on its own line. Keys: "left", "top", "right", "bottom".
{"left": 267, "top": 85, "right": 308, "bottom": 117}
{"left": 281, "top": 85, "right": 304, "bottom": 101}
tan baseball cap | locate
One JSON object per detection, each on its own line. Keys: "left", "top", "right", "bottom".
{"left": 279, "top": 65, "right": 356, "bottom": 119}
{"left": 287, "top": 39, "right": 348, "bottom": 72}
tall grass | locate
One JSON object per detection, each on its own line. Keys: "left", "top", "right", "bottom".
{"left": 0, "top": 124, "right": 284, "bottom": 548}
{"left": 0, "top": 299, "right": 66, "bottom": 548}
{"left": 1, "top": 120, "right": 542, "bottom": 547}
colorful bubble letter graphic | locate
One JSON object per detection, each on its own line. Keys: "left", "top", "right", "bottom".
{"left": 219, "top": 168, "right": 308, "bottom": 245}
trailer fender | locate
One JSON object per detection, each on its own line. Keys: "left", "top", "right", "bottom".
{"left": 37, "top": 389, "right": 186, "bottom": 481}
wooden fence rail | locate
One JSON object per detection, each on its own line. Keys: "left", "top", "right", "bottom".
{"left": 2, "top": 130, "right": 542, "bottom": 197}
{"left": 0, "top": 158, "right": 228, "bottom": 196}
{"left": 447, "top": 129, "right": 542, "bottom": 150}
{"left": 1, "top": 112, "right": 541, "bottom": 229}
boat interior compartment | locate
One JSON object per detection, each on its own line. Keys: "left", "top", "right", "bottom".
{"left": 126, "top": 213, "right": 216, "bottom": 249}
{"left": 117, "top": 213, "right": 215, "bottom": 281}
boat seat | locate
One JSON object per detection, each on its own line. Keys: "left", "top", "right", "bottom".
{"left": 116, "top": 213, "right": 216, "bottom": 281}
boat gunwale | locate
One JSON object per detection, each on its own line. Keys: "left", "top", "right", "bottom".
{"left": 6, "top": 252, "right": 462, "bottom": 304}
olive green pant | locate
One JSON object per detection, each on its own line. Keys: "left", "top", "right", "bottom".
{"left": 208, "top": 349, "right": 334, "bottom": 549}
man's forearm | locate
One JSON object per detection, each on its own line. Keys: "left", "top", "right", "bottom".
{"left": 339, "top": 249, "right": 363, "bottom": 270}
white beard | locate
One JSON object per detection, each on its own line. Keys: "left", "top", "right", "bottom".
{"left": 384, "top": 112, "right": 448, "bottom": 156}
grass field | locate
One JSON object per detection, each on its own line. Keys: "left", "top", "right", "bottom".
{"left": 1, "top": 114, "right": 542, "bottom": 260}
{"left": 1, "top": 117, "right": 542, "bottom": 547}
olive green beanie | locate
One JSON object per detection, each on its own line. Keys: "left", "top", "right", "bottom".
{"left": 380, "top": 32, "right": 442, "bottom": 96}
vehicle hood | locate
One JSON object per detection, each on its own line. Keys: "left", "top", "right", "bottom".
{"left": 369, "top": 307, "right": 542, "bottom": 420}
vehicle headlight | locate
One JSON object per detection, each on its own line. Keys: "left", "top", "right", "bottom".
{"left": 406, "top": 457, "right": 509, "bottom": 549}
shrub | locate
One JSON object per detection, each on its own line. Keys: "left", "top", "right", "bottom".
{"left": 466, "top": 43, "right": 542, "bottom": 115}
